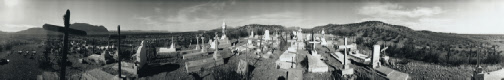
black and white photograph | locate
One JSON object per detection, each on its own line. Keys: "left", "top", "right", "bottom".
{"left": 1, "top": 0, "right": 504, "bottom": 80}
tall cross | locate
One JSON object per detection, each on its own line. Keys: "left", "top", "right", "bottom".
{"left": 214, "top": 35, "right": 219, "bottom": 51}
{"left": 338, "top": 37, "right": 353, "bottom": 69}
{"left": 109, "top": 25, "right": 126, "bottom": 78}
{"left": 201, "top": 37, "right": 205, "bottom": 52}
{"left": 308, "top": 31, "right": 320, "bottom": 56}
{"left": 170, "top": 37, "right": 175, "bottom": 48}
{"left": 195, "top": 35, "right": 199, "bottom": 50}
{"left": 43, "top": 9, "right": 87, "bottom": 80}
{"left": 308, "top": 31, "right": 320, "bottom": 50}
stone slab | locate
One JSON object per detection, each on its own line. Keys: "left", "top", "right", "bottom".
{"left": 185, "top": 57, "right": 224, "bottom": 73}
{"left": 341, "top": 68, "right": 354, "bottom": 75}
{"left": 307, "top": 55, "right": 329, "bottom": 73}
{"left": 158, "top": 47, "right": 176, "bottom": 53}
{"left": 287, "top": 69, "right": 303, "bottom": 80}
{"left": 182, "top": 52, "right": 209, "bottom": 59}
{"left": 279, "top": 52, "right": 297, "bottom": 62}
{"left": 375, "top": 66, "right": 409, "bottom": 80}
{"left": 276, "top": 60, "right": 296, "bottom": 69}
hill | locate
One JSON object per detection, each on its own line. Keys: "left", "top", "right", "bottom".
{"left": 218, "top": 21, "right": 498, "bottom": 65}
{"left": 15, "top": 28, "right": 58, "bottom": 34}
{"left": 0, "top": 31, "right": 7, "bottom": 34}
{"left": 70, "top": 23, "right": 108, "bottom": 33}
{"left": 309, "top": 21, "right": 498, "bottom": 65}
{"left": 311, "top": 21, "right": 480, "bottom": 47}
{"left": 15, "top": 23, "right": 109, "bottom": 34}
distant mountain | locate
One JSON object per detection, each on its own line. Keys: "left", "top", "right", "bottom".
{"left": 16, "top": 28, "right": 58, "bottom": 34}
{"left": 306, "top": 21, "right": 494, "bottom": 65}
{"left": 16, "top": 23, "right": 109, "bottom": 34}
{"left": 309, "top": 21, "right": 480, "bottom": 48}
{"left": 69, "top": 23, "right": 108, "bottom": 33}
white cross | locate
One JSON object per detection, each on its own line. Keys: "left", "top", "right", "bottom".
{"left": 308, "top": 41, "right": 320, "bottom": 50}
{"left": 338, "top": 37, "right": 353, "bottom": 69}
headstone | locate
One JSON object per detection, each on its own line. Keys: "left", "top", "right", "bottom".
{"left": 221, "top": 21, "right": 227, "bottom": 40}
{"left": 264, "top": 30, "right": 271, "bottom": 40}
{"left": 321, "top": 38, "right": 328, "bottom": 47}
{"left": 296, "top": 29, "right": 303, "bottom": 41}
{"left": 210, "top": 39, "right": 216, "bottom": 49}
{"left": 372, "top": 45, "right": 381, "bottom": 68}
{"left": 250, "top": 31, "right": 255, "bottom": 38}
{"left": 213, "top": 37, "right": 221, "bottom": 60}
{"left": 201, "top": 37, "right": 206, "bottom": 52}
{"left": 135, "top": 41, "right": 147, "bottom": 69}
{"left": 195, "top": 35, "right": 200, "bottom": 50}
{"left": 170, "top": 37, "right": 175, "bottom": 49}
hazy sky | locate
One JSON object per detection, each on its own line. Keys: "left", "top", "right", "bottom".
{"left": 1, "top": 0, "right": 503, "bottom": 34}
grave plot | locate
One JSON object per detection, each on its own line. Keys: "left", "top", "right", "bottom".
{"left": 184, "top": 36, "right": 225, "bottom": 73}
{"left": 276, "top": 51, "right": 297, "bottom": 69}
{"left": 307, "top": 54, "right": 329, "bottom": 73}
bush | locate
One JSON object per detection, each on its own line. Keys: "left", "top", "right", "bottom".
{"left": 484, "top": 55, "right": 503, "bottom": 64}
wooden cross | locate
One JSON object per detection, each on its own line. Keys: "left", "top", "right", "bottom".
{"left": 108, "top": 25, "right": 126, "bottom": 78}
{"left": 42, "top": 9, "right": 87, "bottom": 80}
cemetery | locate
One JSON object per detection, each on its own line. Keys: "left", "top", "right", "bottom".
{"left": 2, "top": 8, "right": 503, "bottom": 80}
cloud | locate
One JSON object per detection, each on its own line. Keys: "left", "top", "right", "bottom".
{"left": 0, "top": 24, "right": 37, "bottom": 32}
{"left": 133, "top": 0, "right": 245, "bottom": 31}
{"left": 358, "top": 3, "right": 443, "bottom": 18}
{"left": 165, "top": 1, "right": 229, "bottom": 23}
{"left": 154, "top": 7, "right": 161, "bottom": 13}
{"left": 233, "top": 12, "right": 306, "bottom": 27}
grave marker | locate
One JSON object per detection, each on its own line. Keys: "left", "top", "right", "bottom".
{"left": 264, "top": 30, "right": 271, "bottom": 40}
{"left": 339, "top": 37, "right": 354, "bottom": 75}
{"left": 372, "top": 45, "right": 380, "bottom": 68}
{"left": 308, "top": 40, "right": 320, "bottom": 57}
{"left": 195, "top": 35, "right": 200, "bottom": 50}
{"left": 201, "top": 37, "right": 206, "bottom": 52}
{"left": 108, "top": 25, "right": 126, "bottom": 78}
{"left": 42, "top": 9, "right": 88, "bottom": 80}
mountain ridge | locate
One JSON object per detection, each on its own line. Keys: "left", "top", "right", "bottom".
{"left": 15, "top": 23, "right": 109, "bottom": 34}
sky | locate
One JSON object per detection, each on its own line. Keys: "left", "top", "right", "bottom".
{"left": 1, "top": 0, "right": 504, "bottom": 34}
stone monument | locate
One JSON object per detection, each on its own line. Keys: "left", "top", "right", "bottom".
{"left": 372, "top": 45, "right": 381, "bottom": 68}
{"left": 263, "top": 30, "right": 271, "bottom": 40}
{"left": 340, "top": 37, "right": 354, "bottom": 75}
